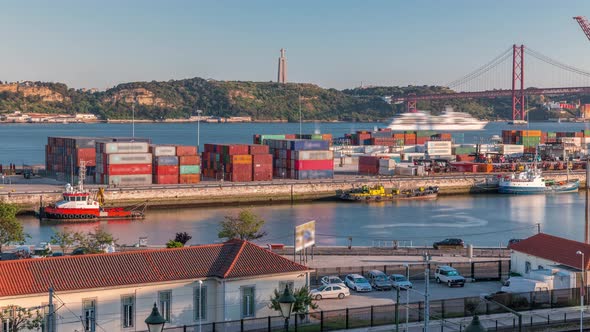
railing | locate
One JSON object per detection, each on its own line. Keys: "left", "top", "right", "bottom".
{"left": 150, "top": 287, "right": 590, "bottom": 332}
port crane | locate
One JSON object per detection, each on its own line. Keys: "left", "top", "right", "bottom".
{"left": 574, "top": 16, "right": 590, "bottom": 41}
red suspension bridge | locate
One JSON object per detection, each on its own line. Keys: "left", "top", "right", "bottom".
{"left": 392, "top": 44, "right": 590, "bottom": 121}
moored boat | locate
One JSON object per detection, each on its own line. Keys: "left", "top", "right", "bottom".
{"left": 498, "top": 167, "right": 579, "bottom": 194}
{"left": 337, "top": 185, "right": 439, "bottom": 202}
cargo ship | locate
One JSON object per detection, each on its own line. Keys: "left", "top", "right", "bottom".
{"left": 387, "top": 107, "right": 487, "bottom": 131}
{"left": 39, "top": 168, "right": 146, "bottom": 222}
{"left": 498, "top": 167, "right": 579, "bottom": 194}
{"left": 337, "top": 185, "right": 439, "bottom": 201}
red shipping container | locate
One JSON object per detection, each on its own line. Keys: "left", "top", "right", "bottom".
{"left": 179, "top": 174, "right": 201, "bottom": 184}
{"left": 248, "top": 144, "right": 270, "bottom": 155}
{"left": 176, "top": 145, "right": 198, "bottom": 156}
{"left": 179, "top": 155, "right": 200, "bottom": 165}
{"left": 285, "top": 134, "right": 297, "bottom": 139}
{"left": 76, "top": 148, "right": 96, "bottom": 166}
{"left": 253, "top": 165, "right": 273, "bottom": 181}
{"left": 294, "top": 159, "right": 333, "bottom": 170}
{"left": 106, "top": 164, "right": 152, "bottom": 175}
{"left": 252, "top": 154, "right": 273, "bottom": 165}
{"left": 154, "top": 174, "right": 178, "bottom": 184}
{"left": 154, "top": 165, "right": 179, "bottom": 175}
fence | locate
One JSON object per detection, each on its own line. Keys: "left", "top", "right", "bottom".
{"left": 155, "top": 286, "right": 589, "bottom": 332}
{"left": 309, "top": 260, "right": 510, "bottom": 285}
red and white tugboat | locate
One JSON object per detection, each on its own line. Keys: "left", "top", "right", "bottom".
{"left": 39, "top": 165, "right": 146, "bottom": 222}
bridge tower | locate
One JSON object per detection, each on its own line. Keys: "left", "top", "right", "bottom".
{"left": 512, "top": 44, "right": 525, "bottom": 121}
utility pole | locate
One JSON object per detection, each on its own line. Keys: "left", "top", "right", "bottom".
{"left": 586, "top": 158, "right": 590, "bottom": 244}
{"left": 395, "top": 286, "right": 400, "bottom": 332}
{"left": 48, "top": 287, "right": 54, "bottom": 332}
{"left": 423, "top": 254, "right": 430, "bottom": 332}
{"left": 537, "top": 223, "right": 541, "bottom": 234}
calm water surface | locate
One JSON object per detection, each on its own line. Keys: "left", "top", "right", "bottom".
{"left": 18, "top": 192, "right": 585, "bottom": 247}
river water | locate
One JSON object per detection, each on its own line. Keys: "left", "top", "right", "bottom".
{"left": 6, "top": 120, "right": 590, "bottom": 247}
{"left": 17, "top": 191, "right": 585, "bottom": 248}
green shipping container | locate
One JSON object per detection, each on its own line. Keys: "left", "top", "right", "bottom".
{"left": 260, "top": 135, "right": 286, "bottom": 144}
{"left": 180, "top": 165, "right": 201, "bottom": 175}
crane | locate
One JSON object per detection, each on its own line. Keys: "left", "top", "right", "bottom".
{"left": 574, "top": 16, "right": 590, "bottom": 41}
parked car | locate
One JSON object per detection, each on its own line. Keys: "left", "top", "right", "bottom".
{"left": 344, "top": 274, "right": 372, "bottom": 292}
{"left": 72, "top": 247, "right": 90, "bottom": 255}
{"left": 434, "top": 266, "right": 466, "bottom": 287}
{"left": 433, "top": 238, "right": 464, "bottom": 250}
{"left": 310, "top": 284, "right": 350, "bottom": 300}
{"left": 32, "top": 242, "right": 52, "bottom": 258}
{"left": 389, "top": 274, "right": 413, "bottom": 290}
{"left": 320, "top": 276, "right": 347, "bottom": 289}
{"left": 366, "top": 270, "right": 394, "bottom": 291}
{"left": 51, "top": 252, "right": 64, "bottom": 257}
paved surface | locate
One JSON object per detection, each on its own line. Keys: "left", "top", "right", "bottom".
{"left": 311, "top": 279, "right": 502, "bottom": 312}
{"left": 289, "top": 255, "right": 506, "bottom": 269}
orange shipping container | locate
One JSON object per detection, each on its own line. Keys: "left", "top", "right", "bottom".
{"left": 179, "top": 174, "right": 201, "bottom": 184}
{"left": 179, "top": 155, "right": 201, "bottom": 165}
{"left": 176, "top": 145, "right": 198, "bottom": 156}
{"left": 231, "top": 155, "right": 252, "bottom": 164}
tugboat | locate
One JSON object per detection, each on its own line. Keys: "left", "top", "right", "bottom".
{"left": 337, "top": 184, "right": 439, "bottom": 202}
{"left": 39, "top": 164, "right": 146, "bottom": 222}
{"left": 498, "top": 167, "right": 579, "bottom": 194}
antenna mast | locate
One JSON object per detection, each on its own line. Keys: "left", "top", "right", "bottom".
{"left": 79, "top": 161, "right": 86, "bottom": 192}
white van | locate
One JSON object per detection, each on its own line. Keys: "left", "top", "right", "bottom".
{"left": 501, "top": 277, "right": 549, "bottom": 293}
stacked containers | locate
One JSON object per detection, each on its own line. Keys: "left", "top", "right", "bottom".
{"left": 176, "top": 146, "right": 201, "bottom": 184}
{"left": 502, "top": 130, "right": 541, "bottom": 153}
{"left": 150, "top": 145, "right": 178, "bottom": 184}
{"left": 266, "top": 139, "right": 333, "bottom": 179}
{"left": 95, "top": 141, "right": 152, "bottom": 186}
{"left": 358, "top": 156, "right": 381, "bottom": 175}
{"left": 202, "top": 144, "right": 251, "bottom": 182}
{"left": 249, "top": 144, "right": 272, "bottom": 181}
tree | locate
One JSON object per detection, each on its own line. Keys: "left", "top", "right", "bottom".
{"left": 0, "top": 202, "right": 26, "bottom": 255}
{"left": 79, "top": 226, "right": 117, "bottom": 254}
{"left": 166, "top": 240, "right": 183, "bottom": 248}
{"left": 218, "top": 209, "right": 266, "bottom": 241}
{"left": 174, "top": 232, "right": 192, "bottom": 245}
{"left": 0, "top": 305, "right": 44, "bottom": 332}
{"left": 49, "top": 228, "right": 82, "bottom": 253}
{"left": 269, "top": 286, "right": 318, "bottom": 317}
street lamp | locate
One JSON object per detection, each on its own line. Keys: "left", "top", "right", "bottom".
{"left": 196, "top": 109, "right": 203, "bottom": 150}
{"left": 465, "top": 315, "right": 486, "bottom": 332}
{"left": 145, "top": 303, "right": 166, "bottom": 332}
{"left": 577, "top": 250, "right": 585, "bottom": 332}
{"left": 198, "top": 280, "right": 203, "bottom": 332}
{"left": 278, "top": 284, "right": 295, "bottom": 332}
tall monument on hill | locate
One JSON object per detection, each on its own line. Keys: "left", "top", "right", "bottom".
{"left": 277, "top": 49, "right": 287, "bottom": 83}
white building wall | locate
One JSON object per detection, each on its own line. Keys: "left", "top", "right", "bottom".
{"left": 0, "top": 272, "right": 308, "bottom": 332}
{"left": 511, "top": 251, "right": 560, "bottom": 276}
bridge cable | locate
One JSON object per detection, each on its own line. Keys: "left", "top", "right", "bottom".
{"left": 446, "top": 46, "right": 513, "bottom": 89}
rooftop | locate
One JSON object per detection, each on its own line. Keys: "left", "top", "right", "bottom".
{"left": 0, "top": 239, "right": 310, "bottom": 297}
{"left": 510, "top": 233, "right": 590, "bottom": 270}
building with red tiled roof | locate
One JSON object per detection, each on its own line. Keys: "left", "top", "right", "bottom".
{"left": 0, "top": 239, "right": 311, "bottom": 331}
{"left": 509, "top": 233, "right": 587, "bottom": 290}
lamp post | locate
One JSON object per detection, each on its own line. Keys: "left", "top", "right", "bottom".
{"left": 577, "top": 250, "right": 585, "bottom": 332}
{"left": 145, "top": 303, "right": 166, "bottom": 332}
{"left": 196, "top": 109, "right": 203, "bottom": 150}
{"left": 278, "top": 285, "right": 295, "bottom": 332}
{"left": 198, "top": 280, "right": 203, "bottom": 332}
{"left": 465, "top": 315, "right": 486, "bottom": 332}
{"left": 403, "top": 263, "right": 410, "bottom": 329}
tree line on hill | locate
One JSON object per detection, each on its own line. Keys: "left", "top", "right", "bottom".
{"left": 2, "top": 78, "right": 589, "bottom": 121}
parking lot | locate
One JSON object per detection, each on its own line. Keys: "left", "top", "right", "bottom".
{"left": 312, "top": 279, "right": 502, "bottom": 311}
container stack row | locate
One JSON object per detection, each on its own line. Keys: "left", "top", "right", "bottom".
{"left": 177, "top": 146, "right": 201, "bottom": 184}
{"left": 344, "top": 130, "right": 454, "bottom": 146}
{"left": 201, "top": 144, "right": 272, "bottom": 182}
{"left": 150, "top": 145, "right": 179, "bottom": 184}
{"left": 95, "top": 141, "right": 153, "bottom": 186}
{"left": 264, "top": 139, "right": 333, "bottom": 179}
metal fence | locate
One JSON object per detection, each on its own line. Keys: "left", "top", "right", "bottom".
{"left": 155, "top": 287, "right": 587, "bottom": 332}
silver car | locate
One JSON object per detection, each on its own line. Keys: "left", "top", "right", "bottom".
{"left": 310, "top": 284, "right": 350, "bottom": 300}
{"left": 389, "top": 274, "right": 413, "bottom": 290}
{"left": 320, "top": 276, "right": 347, "bottom": 289}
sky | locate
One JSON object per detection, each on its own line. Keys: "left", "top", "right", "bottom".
{"left": 1, "top": 0, "right": 590, "bottom": 90}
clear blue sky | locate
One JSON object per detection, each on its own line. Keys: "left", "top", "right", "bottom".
{"left": 1, "top": 0, "right": 590, "bottom": 90}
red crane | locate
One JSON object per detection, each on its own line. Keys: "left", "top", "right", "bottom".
{"left": 574, "top": 16, "right": 590, "bottom": 41}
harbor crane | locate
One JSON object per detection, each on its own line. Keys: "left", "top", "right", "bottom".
{"left": 574, "top": 16, "right": 590, "bottom": 42}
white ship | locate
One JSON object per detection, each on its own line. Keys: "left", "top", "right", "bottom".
{"left": 387, "top": 107, "right": 488, "bottom": 131}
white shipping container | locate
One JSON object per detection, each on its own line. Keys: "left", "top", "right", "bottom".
{"left": 499, "top": 144, "right": 524, "bottom": 154}
{"left": 402, "top": 145, "right": 418, "bottom": 153}
{"left": 395, "top": 167, "right": 416, "bottom": 176}
{"left": 105, "top": 174, "right": 152, "bottom": 186}
{"left": 559, "top": 137, "right": 582, "bottom": 146}
{"left": 378, "top": 167, "right": 395, "bottom": 176}
{"left": 426, "top": 148, "right": 452, "bottom": 155}
{"left": 363, "top": 146, "right": 389, "bottom": 154}
{"left": 379, "top": 159, "right": 396, "bottom": 168}
{"left": 426, "top": 141, "right": 452, "bottom": 149}
{"left": 582, "top": 137, "right": 590, "bottom": 144}
{"left": 107, "top": 153, "right": 152, "bottom": 165}
{"left": 402, "top": 152, "right": 425, "bottom": 161}
{"left": 150, "top": 145, "right": 176, "bottom": 156}
{"left": 294, "top": 150, "right": 333, "bottom": 160}
{"left": 101, "top": 142, "right": 149, "bottom": 154}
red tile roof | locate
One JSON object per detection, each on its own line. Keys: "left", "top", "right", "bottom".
{"left": 0, "top": 239, "right": 309, "bottom": 297}
{"left": 510, "top": 233, "right": 590, "bottom": 270}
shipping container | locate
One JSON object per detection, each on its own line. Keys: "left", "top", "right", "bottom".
{"left": 153, "top": 174, "right": 179, "bottom": 185}
{"left": 106, "top": 153, "right": 152, "bottom": 165}
{"left": 154, "top": 156, "right": 179, "bottom": 166}
{"left": 179, "top": 174, "right": 201, "bottom": 184}
{"left": 106, "top": 164, "right": 152, "bottom": 176}
{"left": 153, "top": 165, "right": 179, "bottom": 176}
{"left": 104, "top": 174, "right": 152, "bottom": 186}
{"left": 176, "top": 145, "right": 198, "bottom": 156}
{"left": 179, "top": 155, "right": 201, "bottom": 165}
{"left": 97, "top": 142, "right": 149, "bottom": 154}
{"left": 293, "top": 150, "right": 334, "bottom": 160}
{"left": 179, "top": 165, "right": 201, "bottom": 175}
{"left": 150, "top": 145, "right": 176, "bottom": 156}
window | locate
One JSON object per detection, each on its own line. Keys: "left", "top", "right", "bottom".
{"left": 121, "top": 295, "right": 135, "bottom": 328}
{"left": 83, "top": 299, "right": 96, "bottom": 332}
{"left": 525, "top": 261, "right": 531, "bottom": 273}
{"left": 159, "top": 291, "right": 172, "bottom": 322}
{"left": 193, "top": 286, "right": 207, "bottom": 321}
{"left": 279, "top": 281, "right": 294, "bottom": 292}
{"left": 241, "top": 286, "right": 255, "bottom": 318}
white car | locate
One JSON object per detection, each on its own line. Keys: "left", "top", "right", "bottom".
{"left": 310, "top": 284, "right": 350, "bottom": 300}
{"left": 344, "top": 274, "right": 372, "bottom": 292}
{"left": 320, "top": 276, "right": 347, "bottom": 289}
{"left": 390, "top": 274, "right": 413, "bottom": 290}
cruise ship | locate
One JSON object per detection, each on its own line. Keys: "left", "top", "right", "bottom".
{"left": 387, "top": 107, "right": 488, "bottom": 131}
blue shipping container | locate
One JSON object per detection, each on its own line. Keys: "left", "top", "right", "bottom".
{"left": 154, "top": 156, "right": 179, "bottom": 166}
{"left": 289, "top": 140, "right": 330, "bottom": 151}
{"left": 293, "top": 170, "right": 334, "bottom": 180}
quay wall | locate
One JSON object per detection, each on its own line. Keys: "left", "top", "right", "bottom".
{"left": 2, "top": 172, "right": 585, "bottom": 212}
